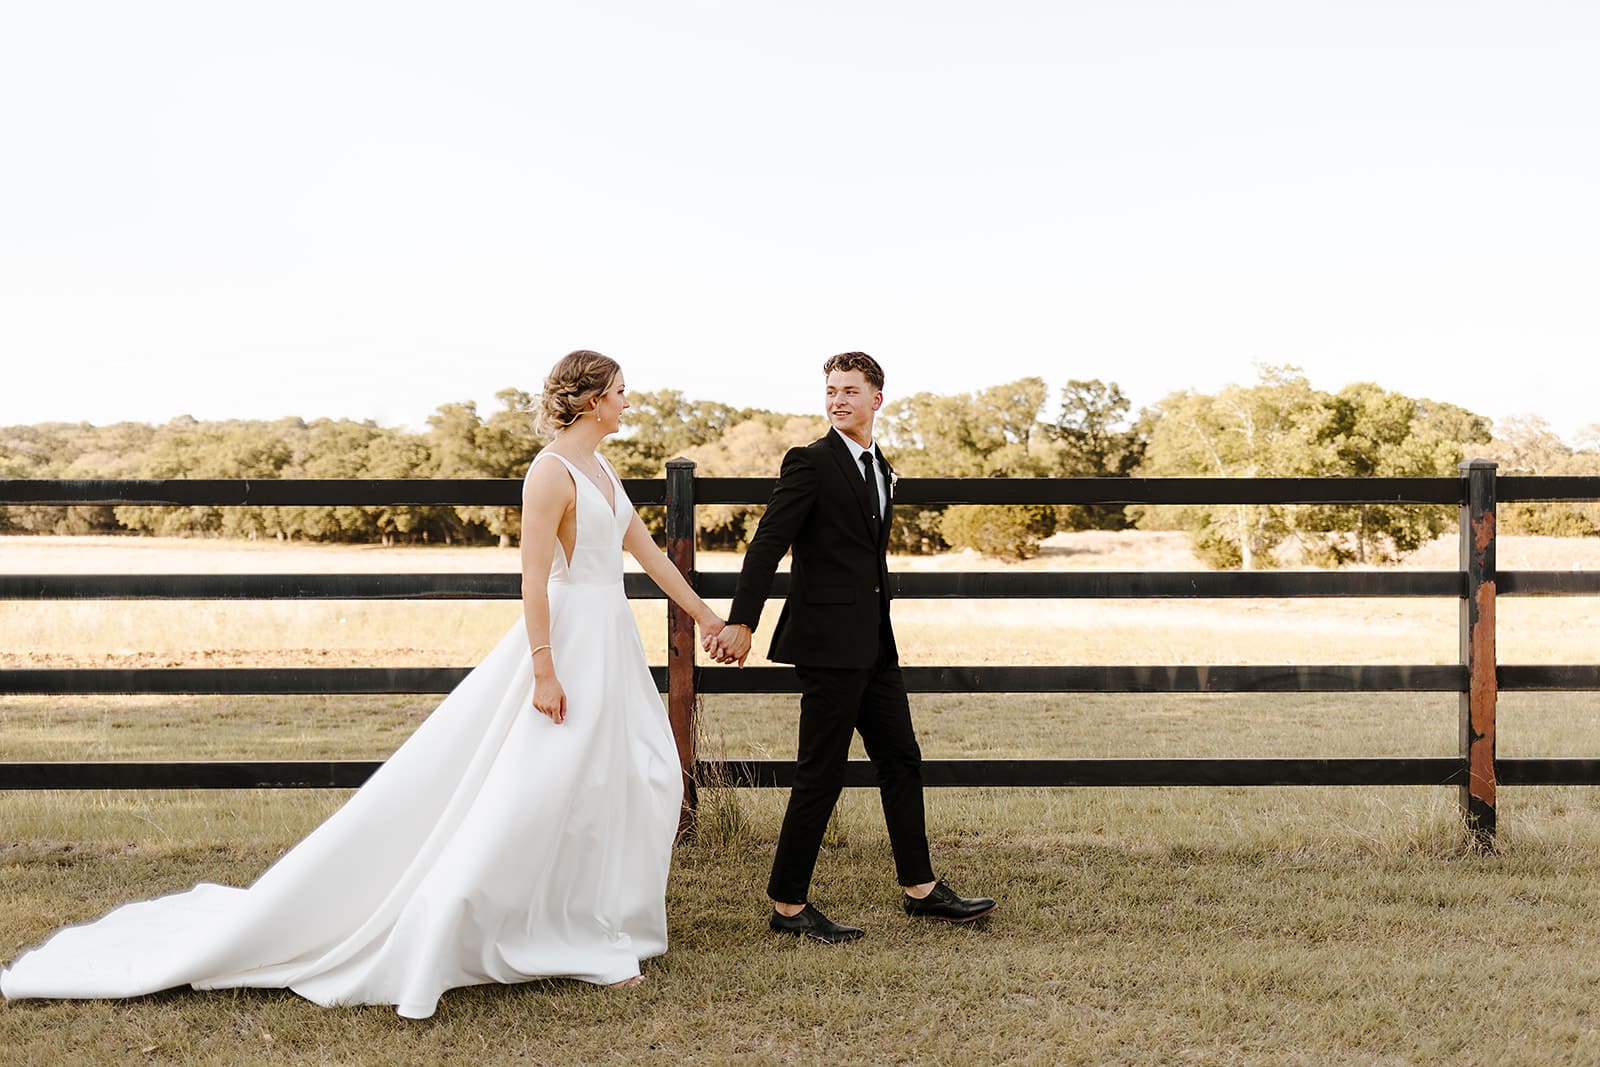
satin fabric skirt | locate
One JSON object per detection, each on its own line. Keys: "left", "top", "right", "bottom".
{"left": 2, "top": 581, "right": 683, "bottom": 1020}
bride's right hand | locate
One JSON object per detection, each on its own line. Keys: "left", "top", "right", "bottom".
{"left": 533, "top": 673, "right": 567, "bottom": 724}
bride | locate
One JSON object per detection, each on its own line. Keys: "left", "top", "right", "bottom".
{"left": 1, "top": 350, "right": 725, "bottom": 1019}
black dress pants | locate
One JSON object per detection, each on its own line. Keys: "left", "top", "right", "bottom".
{"left": 766, "top": 632, "right": 935, "bottom": 905}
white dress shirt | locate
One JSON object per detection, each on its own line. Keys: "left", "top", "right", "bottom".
{"left": 833, "top": 428, "right": 888, "bottom": 518}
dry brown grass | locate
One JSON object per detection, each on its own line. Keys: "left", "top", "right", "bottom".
{"left": 8, "top": 531, "right": 1600, "bottom": 671}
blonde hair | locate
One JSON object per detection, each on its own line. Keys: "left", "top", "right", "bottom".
{"left": 536, "top": 350, "right": 621, "bottom": 436}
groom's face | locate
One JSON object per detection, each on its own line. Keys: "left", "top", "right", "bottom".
{"left": 825, "top": 369, "right": 882, "bottom": 445}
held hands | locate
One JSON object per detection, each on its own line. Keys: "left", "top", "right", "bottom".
{"left": 696, "top": 612, "right": 748, "bottom": 666}
{"left": 698, "top": 613, "right": 726, "bottom": 646}
{"left": 704, "top": 623, "right": 752, "bottom": 666}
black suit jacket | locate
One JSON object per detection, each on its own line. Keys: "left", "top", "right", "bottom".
{"left": 728, "top": 431, "right": 894, "bottom": 669}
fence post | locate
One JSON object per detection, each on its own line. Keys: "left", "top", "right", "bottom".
{"left": 665, "top": 457, "right": 698, "bottom": 835}
{"left": 1459, "top": 458, "right": 1498, "bottom": 848}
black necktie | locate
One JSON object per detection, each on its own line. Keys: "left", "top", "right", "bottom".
{"left": 861, "top": 451, "right": 880, "bottom": 526}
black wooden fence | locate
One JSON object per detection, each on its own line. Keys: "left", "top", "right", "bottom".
{"left": 4, "top": 461, "right": 1600, "bottom": 847}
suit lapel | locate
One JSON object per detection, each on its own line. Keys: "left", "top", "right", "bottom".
{"left": 824, "top": 431, "right": 879, "bottom": 538}
{"left": 879, "top": 451, "right": 894, "bottom": 550}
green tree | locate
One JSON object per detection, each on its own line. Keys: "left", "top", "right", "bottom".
{"left": 601, "top": 389, "right": 791, "bottom": 540}
{"left": 682, "top": 415, "right": 828, "bottom": 548}
{"left": 1051, "top": 379, "right": 1145, "bottom": 531}
{"left": 882, "top": 377, "right": 1051, "bottom": 477}
{"left": 1140, "top": 371, "right": 1494, "bottom": 568}
{"left": 940, "top": 504, "right": 1057, "bottom": 561}
{"left": 427, "top": 390, "right": 543, "bottom": 546}
{"left": 361, "top": 431, "right": 449, "bottom": 546}
{"left": 114, "top": 418, "right": 296, "bottom": 537}
{"left": 284, "top": 419, "right": 386, "bottom": 541}
{"left": 1296, "top": 385, "right": 1491, "bottom": 563}
{"left": 606, "top": 390, "right": 767, "bottom": 478}
{"left": 1487, "top": 415, "right": 1600, "bottom": 537}
{"left": 1, "top": 421, "right": 155, "bottom": 534}
{"left": 880, "top": 377, "right": 1055, "bottom": 554}
{"left": 1, "top": 425, "right": 65, "bottom": 532}
{"left": 1138, "top": 366, "right": 1335, "bottom": 569}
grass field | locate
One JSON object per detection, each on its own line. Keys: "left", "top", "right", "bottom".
{"left": 4, "top": 532, "right": 1600, "bottom": 1064}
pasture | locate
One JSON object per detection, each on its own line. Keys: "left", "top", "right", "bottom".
{"left": 4, "top": 532, "right": 1600, "bottom": 1065}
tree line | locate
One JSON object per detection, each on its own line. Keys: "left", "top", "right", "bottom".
{"left": 3, "top": 367, "right": 1597, "bottom": 568}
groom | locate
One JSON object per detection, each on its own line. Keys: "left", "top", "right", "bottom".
{"left": 707, "top": 352, "right": 995, "bottom": 943}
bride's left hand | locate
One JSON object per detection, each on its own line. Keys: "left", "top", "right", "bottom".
{"left": 532, "top": 673, "right": 567, "bottom": 724}
{"left": 698, "top": 614, "right": 726, "bottom": 644}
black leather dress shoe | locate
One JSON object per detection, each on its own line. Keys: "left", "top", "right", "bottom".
{"left": 768, "top": 903, "right": 865, "bottom": 944}
{"left": 903, "top": 881, "right": 997, "bottom": 923}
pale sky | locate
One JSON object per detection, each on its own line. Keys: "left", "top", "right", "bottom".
{"left": 3, "top": 1, "right": 1597, "bottom": 442}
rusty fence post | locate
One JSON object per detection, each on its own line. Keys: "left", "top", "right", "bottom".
{"left": 1459, "top": 458, "right": 1498, "bottom": 848}
{"left": 665, "top": 458, "right": 698, "bottom": 835}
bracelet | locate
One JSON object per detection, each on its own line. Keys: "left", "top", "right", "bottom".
{"left": 531, "top": 644, "right": 552, "bottom": 657}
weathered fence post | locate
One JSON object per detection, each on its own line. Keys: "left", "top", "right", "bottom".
{"left": 665, "top": 457, "right": 699, "bottom": 835}
{"left": 1459, "top": 458, "right": 1498, "bottom": 848}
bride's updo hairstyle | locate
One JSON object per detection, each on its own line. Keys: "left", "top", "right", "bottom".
{"left": 536, "top": 350, "right": 622, "bottom": 436}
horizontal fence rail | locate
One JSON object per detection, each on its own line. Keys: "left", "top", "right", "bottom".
{"left": 9, "top": 570, "right": 1600, "bottom": 602}
{"left": 7, "top": 664, "right": 1599, "bottom": 697}
{"left": 0, "top": 478, "right": 665, "bottom": 507}
{"left": 9, "top": 757, "right": 1600, "bottom": 792}
{"left": 0, "top": 757, "right": 1474, "bottom": 791}
{"left": 9, "top": 474, "right": 1600, "bottom": 507}
{"left": 5, "top": 467, "right": 1600, "bottom": 845}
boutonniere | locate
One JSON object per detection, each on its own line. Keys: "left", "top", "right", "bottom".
{"left": 887, "top": 470, "right": 899, "bottom": 498}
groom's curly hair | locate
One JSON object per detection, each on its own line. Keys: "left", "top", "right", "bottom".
{"left": 537, "top": 350, "right": 622, "bottom": 436}
{"left": 823, "top": 351, "right": 884, "bottom": 390}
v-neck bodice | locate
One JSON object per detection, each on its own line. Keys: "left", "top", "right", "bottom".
{"left": 527, "top": 452, "right": 630, "bottom": 586}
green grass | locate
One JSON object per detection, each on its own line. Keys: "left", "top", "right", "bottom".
{"left": 7, "top": 691, "right": 1600, "bottom": 1064}
{"left": 8, "top": 786, "right": 1600, "bottom": 1064}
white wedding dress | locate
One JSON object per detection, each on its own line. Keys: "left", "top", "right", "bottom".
{"left": 1, "top": 452, "right": 684, "bottom": 1019}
